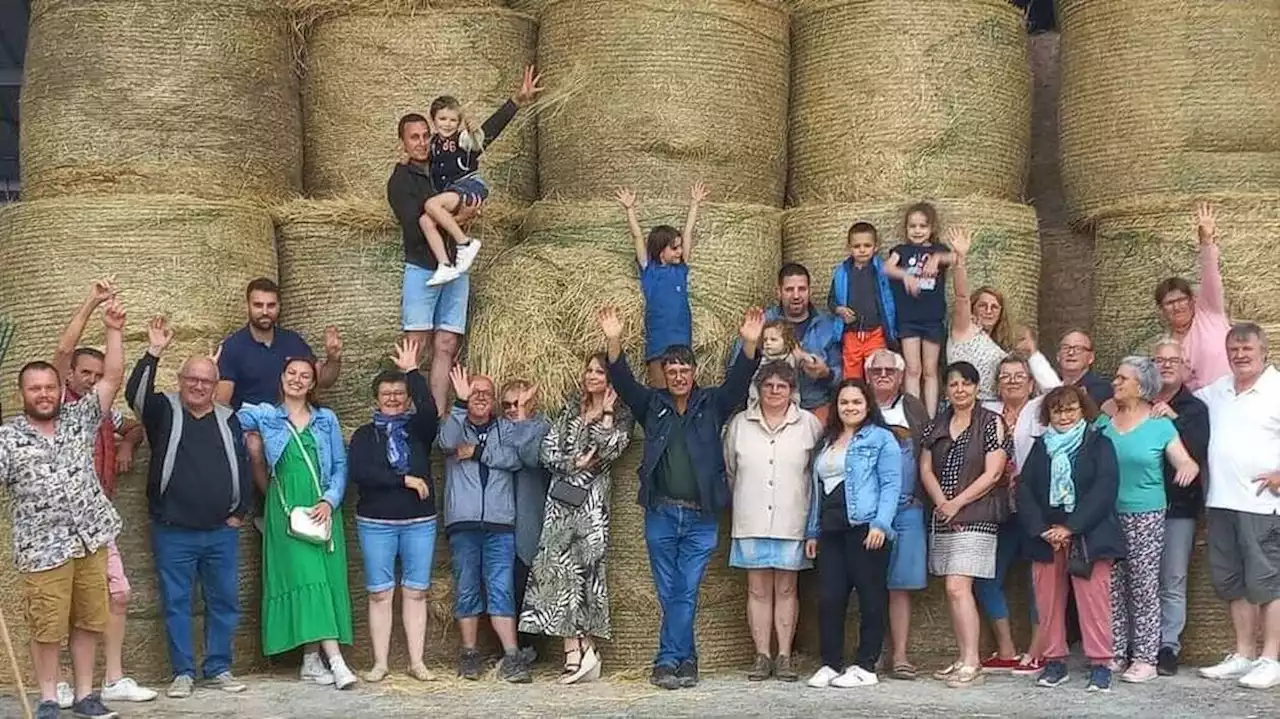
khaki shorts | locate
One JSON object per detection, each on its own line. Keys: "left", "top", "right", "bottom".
{"left": 22, "top": 548, "right": 110, "bottom": 644}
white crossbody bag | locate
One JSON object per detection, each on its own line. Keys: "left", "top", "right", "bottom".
{"left": 278, "top": 422, "right": 333, "bottom": 548}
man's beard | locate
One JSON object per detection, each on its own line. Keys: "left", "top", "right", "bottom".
{"left": 24, "top": 403, "right": 58, "bottom": 421}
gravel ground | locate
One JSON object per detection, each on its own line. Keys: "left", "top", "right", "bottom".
{"left": 3, "top": 659, "right": 1278, "bottom": 718}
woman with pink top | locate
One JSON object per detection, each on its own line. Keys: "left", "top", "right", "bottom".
{"left": 1152, "top": 202, "right": 1231, "bottom": 391}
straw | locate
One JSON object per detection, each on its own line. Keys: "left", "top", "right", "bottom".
{"left": 21, "top": 0, "right": 302, "bottom": 202}
{"left": 534, "top": 0, "right": 789, "bottom": 206}
{"left": 1057, "top": 0, "right": 1280, "bottom": 222}
{"left": 298, "top": 7, "right": 537, "bottom": 204}
{"left": 788, "top": 0, "right": 1030, "bottom": 206}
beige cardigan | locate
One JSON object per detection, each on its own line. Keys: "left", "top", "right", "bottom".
{"left": 724, "top": 404, "right": 824, "bottom": 541}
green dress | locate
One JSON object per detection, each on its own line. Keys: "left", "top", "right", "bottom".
{"left": 261, "top": 426, "right": 353, "bottom": 655}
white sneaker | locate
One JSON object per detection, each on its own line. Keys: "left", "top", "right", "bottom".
{"left": 301, "top": 652, "right": 335, "bottom": 685}
{"left": 807, "top": 665, "right": 840, "bottom": 688}
{"left": 426, "top": 263, "right": 463, "bottom": 287}
{"left": 831, "top": 665, "right": 877, "bottom": 688}
{"left": 1239, "top": 658, "right": 1280, "bottom": 689}
{"left": 330, "top": 657, "right": 358, "bottom": 691}
{"left": 55, "top": 681, "right": 73, "bottom": 709}
{"left": 101, "top": 676, "right": 158, "bottom": 702}
{"left": 1199, "top": 653, "right": 1258, "bottom": 680}
{"left": 454, "top": 240, "right": 482, "bottom": 273}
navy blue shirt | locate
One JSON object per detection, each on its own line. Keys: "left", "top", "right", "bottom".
{"left": 889, "top": 243, "right": 947, "bottom": 326}
{"left": 217, "top": 325, "right": 315, "bottom": 409}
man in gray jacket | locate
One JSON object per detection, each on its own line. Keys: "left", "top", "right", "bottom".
{"left": 438, "top": 366, "right": 541, "bottom": 683}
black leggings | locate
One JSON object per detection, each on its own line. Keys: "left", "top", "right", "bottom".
{"left": 818, "top": 524, "right": 891, "bottom": 672}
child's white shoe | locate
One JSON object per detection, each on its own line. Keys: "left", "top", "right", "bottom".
{"left": 426, "top": 263, "right": 464, "bottom": 287}
{"left": 454, "top": 240, "right": 482, "bottom": 273}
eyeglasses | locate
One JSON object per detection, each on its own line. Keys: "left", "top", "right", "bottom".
{"left": 377, "top": 389, "right": 407, "bottom": 398}
{"left": 1153, "top": 357, "right": 1183, "bottom": 367}
{"left": 180, "top": 375, "right": 216, "bottom": 387}
{"left": 867, "top": 367, "right": 897, "bottom": 376}
{"left": 1059, "top": 344, "right": 1093, "bottom": 355}
{"left": 1160, "top": 296, "right": 1192, "bottom": 310}
{"left": 1049, "top": 404, "right": 1082, "bottom": 415}
{"left": 997, "top": 372, "right": 1029, "bottom": 383}
{"left": 472, "top": 390, "right": 494, "bottom": 399}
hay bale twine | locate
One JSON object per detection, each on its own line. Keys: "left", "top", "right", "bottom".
{"left": 781, "top": 199, "right": 1041, "bottom": 332}
{"left": 788, "top": 0, "right": 1029, "bottom": 206}
{"left": 1057, "top": 0, "right": 1280, "bottom": 221}
{"left": 20, "top": 0, "right": 301, "bottom": 202}
{"left": 0, "top": 197, "right": 277, "bottom": 412}
{"left": 1090, "top": 194, "right": 1280, "bottom": 373}
{"left": 300, "top": 7, "right": 538, "bottom": 204}
{"left": 535, "top": 0, "right": 789, "bottom": 206}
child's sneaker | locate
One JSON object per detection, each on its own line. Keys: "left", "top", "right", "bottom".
{"left": 1087, "top": 665, "right": 1113, "bottom": 693}
{"left": 1036, "top": 661, "right": 1069, "bottom": 688}
{"left": 454, "top": 240, "right": 482, "bottom": 273}
{"left": 426, "top": 263, "right": 464, "bottom": 287}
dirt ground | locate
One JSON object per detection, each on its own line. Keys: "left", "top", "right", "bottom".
{"left": 4, "top": 656, "right": 1278, "bottom": 718}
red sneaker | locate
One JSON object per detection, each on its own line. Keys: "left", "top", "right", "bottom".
{"left": 1011, "top": 656, "right": 1043, "bottom": 676}
{"left": 981, "top": 653, "right": 1023, "bottom": 673}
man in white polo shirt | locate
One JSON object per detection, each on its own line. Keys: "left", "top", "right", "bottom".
{"left": 1195, "top": 322, "right": 1280, "bottom": 689}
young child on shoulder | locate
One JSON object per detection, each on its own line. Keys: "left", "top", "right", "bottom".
{"left": 828, "top": 220, "right": 897, "bottom": 382}
{"left": 619, "top": 181, "right": 710, "bottom": 388}
{"left": 748, "top": 319, "right": 805, "bottom": 407}
{"left": 422, "top": 65, "right": 543, "bottom": 288}
{"left": 883, "top": 201, "right": 956, "bottom": 416}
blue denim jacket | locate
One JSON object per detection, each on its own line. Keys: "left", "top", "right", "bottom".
{"left": 730, "top": 304, "right": 842, "bottom": 410}
{"left": 829, "top": 255, "right": 898, "bottom": 344}
{"left": 805, "top": 424, "right": 903, "bottom": 540}
{"left": 236, "top": 403, "right": 347, "bottom": 509}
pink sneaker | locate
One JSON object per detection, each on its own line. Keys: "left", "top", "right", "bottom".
{"left": 1121, "top": 662, "right": 1158, "bottom": 683}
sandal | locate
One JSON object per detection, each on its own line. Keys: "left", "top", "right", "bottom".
{"left": 891, "top": 663, "right": 918, "bottom": 681}
{"left": 946, "top": 665, "right": 985, "bottom": 688}
{"left": 933, "top": 660, "right": 962, "bottom": 680}
{"left": 563, "top": 638, "right": 584, "bottom": 676}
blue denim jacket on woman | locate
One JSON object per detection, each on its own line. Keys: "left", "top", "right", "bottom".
{"left": 805, "top": 423, "right": 903, "bottom": 540}
{"left": 236, "top": 403, "right": 348, "bottom": 509}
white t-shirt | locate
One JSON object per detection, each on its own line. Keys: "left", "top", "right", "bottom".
{"left": 1195, "top": 366, "right": 1280, "bottom": 515}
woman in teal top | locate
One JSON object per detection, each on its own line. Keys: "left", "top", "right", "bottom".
{"left": 1096, "top": 356, "right": 1198, "bottom": 685}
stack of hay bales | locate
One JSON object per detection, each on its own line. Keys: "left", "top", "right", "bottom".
{"left": 4, "top": 0, "right": 300, "bottom": 682}
{"left": 464, "top": 0, "right": 789, "bottom": 671}
{"left": 783, "top": 0, "right": 1036, "bottom": 662}
{"left": 1058, "top": 0, "right": 1280, "bottom": 379}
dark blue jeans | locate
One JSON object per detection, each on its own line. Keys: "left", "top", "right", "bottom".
{"left": 644, "top": 503, "right": 719, "bottom": 669}
{"left": 152, "top": 523, "right": 241, "bottom": 679}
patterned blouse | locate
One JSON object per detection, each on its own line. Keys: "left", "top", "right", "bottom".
{"left": 0, "top": 393, "right": 123, "bottom": 572}
{"left": 924, "top": 411, "right": 1010, "bottom": 536}
{"left": 946, "top": 324, "right": 1008, "bottom": 401}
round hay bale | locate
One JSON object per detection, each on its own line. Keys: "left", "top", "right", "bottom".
{"left": 1091, "top": 194, "right": 1280, "bottom": 373}
{"left": 300, "top": 7, "right": 538, "bottom": 203}
{"left": 781, "top": 199, "right": 1041, "bottom": 333}
{"left": 20, "top": 0, "right": 302, "bottom": 202}
{"left": 1057, "top": 0, "right": 1280, "bottom": 221}
{"left": 788, "top": 0, "right": 1030, "bottom": 206}
{"left": 1036, "top": 227, "right": 1095, "bottom": 352}
{"left": 0, "top": 196, "right": 277, "bottom": 413}
{"left": 535, "top": 0, "right": 789, "bottom": 206}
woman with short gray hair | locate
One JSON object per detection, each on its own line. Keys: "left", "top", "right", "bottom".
{"left": 1095, "top": 355, "right": 1200, "bottom": 683}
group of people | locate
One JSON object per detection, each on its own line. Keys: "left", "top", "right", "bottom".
{"left": 2, "top": 57, "right": 1279, "bottom": 719}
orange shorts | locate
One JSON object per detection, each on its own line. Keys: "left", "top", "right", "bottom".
{"left": 841, "top": 326, "right": 888, "bottom": 380}
{"left": 23, "top": 548, "right": 110, "bottom": 644}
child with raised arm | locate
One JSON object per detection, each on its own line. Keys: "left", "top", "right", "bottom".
{"left": 829, "top": 221, "right": 898, "bottom": 382}
{"left": 883, "top": 201, "right": 956, "bottom": 416}
{"left": 618, "top": 181, "right": 710, "bottom": 387}
{"left": 423, "top": 65, "right": 544, "bottom": 288}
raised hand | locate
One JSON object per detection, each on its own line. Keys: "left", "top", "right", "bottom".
{"left": 615, "top": 187, "right": 637, "bottom": 210}
{"left": 690, "top": 180, "right": 710, "bottom": 205}
{"left": 147, "top": 316, "right": 175, "bottom": 355}
{"left": 324, "top": 325, "right": 343, "bottom": 359}
{"left": 945, "top": 226, "right": 972, "bottom": 256}
{"left": 1015, "top": 326, "right": 1037, "bottom": 357}
{"left": 514, "top": 64, "right": 545, "bottom": 106}
{"left": 602, "top": 385, "right": 618, "bottom": 412}
{"left": 88, "top": 279, "right": 117, "bottom": 307}
{"left": 1195, "top": 201, "right": 1217, "bottom": 245}
{"left": 102, "top": 299, "right": 126, "bottom": 332}
{"left": 449, "top": 364, "right": 472, "bottom": 403}
{"left": 210, "top": 342, "right": 224, "bottom": 366}
{"left": 517, "top": 383, "right": 539, "bottom": 412}
{"left": 391, "top": 338, "right": 423, "bottom": 373}
{"left": 598, "top": 307, "right": 624, "bottom": 342}
{"left": 739, "top": 307, "right": 765, "bottom": 345}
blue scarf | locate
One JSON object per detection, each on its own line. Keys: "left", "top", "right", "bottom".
{"left": 1043, "top": 420, "right": 1086, "bottom": 513}
{"left": 373, "top": 410, "right": 413, "bottom": 475}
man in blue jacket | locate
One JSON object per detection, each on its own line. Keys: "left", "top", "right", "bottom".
{"left": 600, "top": 305, "right": 763, "bottom": 690}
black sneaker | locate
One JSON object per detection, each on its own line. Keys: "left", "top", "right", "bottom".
{"left": 650, "top": 664, "right": 680, "bottom": 690}
{"left": 1157, "top": 647, "right": 1178, "bottom": 676}
{"left": 676, "top": 659, "right": 699, "bottom": 688}
{"left": 70, "top": 692, "right": 119, "bottom": 719}
{"left": 519, "top": 645, "right": 538, "bottom": 665}
{"left": 458, "top": 647, "right": 483, "bottom": 680}
{"left": 498, "top": 652, "right": 532, "bottom": 684}
{"left": 36, "top": 700, "right": 61, "bottom": 719}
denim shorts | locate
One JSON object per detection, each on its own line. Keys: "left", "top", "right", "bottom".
{"left": 401, "top": 263, "right": 469, "bottom": 334}
{"left": 888, "top": 503, "right": 927, "bottom": 591}
{"left": 897, "top": 319, "right": 946, "bottom": 343}
{"left": 448, "top": 529, "right": 515, "bottom": 618}
{"left": 444, "top": 174, "right": 490, "bottom": 204}
{"left": 356, "top": 517, "right": 438, "bottom": 593}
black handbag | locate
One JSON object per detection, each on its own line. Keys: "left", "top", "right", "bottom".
{"left": 1067, "top": 535, "right": 1093, "bottom": 579}
{"left": 548, "top": 479, "right": 589, "bottom": 507}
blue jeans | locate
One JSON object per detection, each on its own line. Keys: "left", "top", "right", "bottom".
{"left": 644, "top": 503, "right": 719, "bottom": 668}
{"left": 974, "top": 518, "right": 1038, "bottom": 624}
{"left": 357, "top": 518, "right": 438, "bottom": 593}
{"left": 151, "top": 523, "right": 240, "bottom": 679}
{"left": 448, "top": 529, "right": 515, "bottom": 618}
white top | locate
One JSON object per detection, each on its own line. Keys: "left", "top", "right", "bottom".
{"left": 880, "top": 397, "right": 908, "bottom": 430}
{"left": 983, "top": 396, "right": 1047, "bottom": 473}
{"left": 1195, "top": 366, "right": 1280, "bottom": 515}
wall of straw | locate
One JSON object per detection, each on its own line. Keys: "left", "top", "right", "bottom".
{"left": 781, "top": 199, "right": 1041, "bottom": 333}
{"left": 788, "top": 0, "right": 1030, "bottom": 206}
{"left": 1091, "top": 194, "right": 1280, "bottom": 373}
{"left": 299, "top": 7, "right": 538, "bottom": 209}
{"left": 19, "top": 0, "right": 302, "bottom": 203}
{"left": 1057, "top": 0, "right": 1280, "bottom": 221}
{"left": 534, "top": 0, "right": 789, "bottom": 206}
